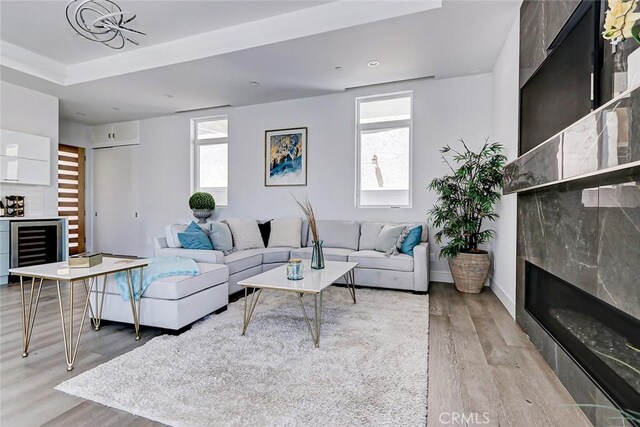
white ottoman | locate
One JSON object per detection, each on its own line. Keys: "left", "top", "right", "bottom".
{"left": 94, "top": 263, "right": 229, "bottom": 330}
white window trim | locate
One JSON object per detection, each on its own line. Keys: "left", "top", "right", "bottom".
{"left": 355, "top": 91, "right": 413, "bottom": 209}
{"left": 192, "top": 115, "right": 229, "bottom": 207}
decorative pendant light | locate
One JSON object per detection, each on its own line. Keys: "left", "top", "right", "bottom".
{"left": 65, "top": 0, "right": 146, "bottom": 49}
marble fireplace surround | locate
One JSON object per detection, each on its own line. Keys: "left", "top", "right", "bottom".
{"left": 505, "top": 87, "right": 640, "bottom": 425}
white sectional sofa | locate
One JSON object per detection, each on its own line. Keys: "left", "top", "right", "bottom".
{"left": 93, "top": 263, "right": 229, "bottom": 330}
{"left": 154, "top": 220, "right": 430, "bottom": 294}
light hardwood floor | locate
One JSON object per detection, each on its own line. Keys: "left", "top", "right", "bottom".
{"left": 0, "top": 281, "right": 591, "bottom": 426}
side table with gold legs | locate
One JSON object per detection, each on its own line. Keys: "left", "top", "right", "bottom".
{"left": 11, "top": 257, "right": 149, "bottom": 371}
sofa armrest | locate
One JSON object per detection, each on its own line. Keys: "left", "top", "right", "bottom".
{"left": 413, "top": 242, "right": 430, "bottom": 292}
{"left": 154, "top": 236, "right": 168, "bottom": 250}
{"left": 154, "top": 247, "right": 225, "bottom": 264}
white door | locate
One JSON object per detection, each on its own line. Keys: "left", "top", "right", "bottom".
{"left": 93, "top": 145, "right": 142, "bottom": 256}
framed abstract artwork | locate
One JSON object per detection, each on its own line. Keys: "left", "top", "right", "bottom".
{"left": 264, "top": 127, "right": 308, "bottom": 186}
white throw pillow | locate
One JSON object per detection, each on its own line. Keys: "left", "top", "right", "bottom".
{"left": 374, "top": 225, "right": 405, "bottom": 253}
{"left": 226, "top": 219, "right": 265, "bottom": 250}
{"left": 268, "top": 218, "right": 302, "bottom": 248}
{"left": 165, "top": 224, "right": 187, "bottom": 248}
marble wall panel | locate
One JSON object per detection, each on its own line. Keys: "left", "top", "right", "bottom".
{"left": 517, "top": 185, "right": 599, "bottom": 293}
{"left": 596, "top": 179, "right": 640, "bottom": 320}
{"left": 504, "top": 136, "right": 561, "bottom": 193}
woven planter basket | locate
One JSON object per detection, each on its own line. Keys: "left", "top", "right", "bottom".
{"left": 449, "top": 252, "right": 491, "bottom": 293}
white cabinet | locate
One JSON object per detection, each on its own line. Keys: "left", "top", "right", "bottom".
{"left": 0, "top": 129, "right": 51, "bottom": 185}
{"left": 0, "top": 156, "right": 50, "bottom": 185}
{"left": 92, "top": 121, "right": 139, "bottom": 147}
{"left": 93, "top": 145, "right": 142, "bottom": 255}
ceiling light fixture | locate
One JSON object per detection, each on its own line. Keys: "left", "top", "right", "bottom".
{"left": 368, "top": 60, "right": 380, "bottom": 68}
{"left": 334, "top": 66, "right": 343, "bottom": 71}
{"left": 249, "top": 81, "right": 260, "bottom": 86}
{"left": 113, "top": 107, "right": 120, "bottom": 111}
{"left": 163, "top": 94, "right": 174, "bottom": 98}
{"left": 65, "top": 0, "right": 146, "bottom": 49}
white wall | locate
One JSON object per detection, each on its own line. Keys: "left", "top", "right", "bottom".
{"left": 59, "top": 120, "right": 94, "bottom": 251}
{"left": 130, "top": 74, "right": 494, "bottom": 280}
{"left": 0, "top": 81, "right": 59, "bottom": 217}
{"left": 490, "top": 16, "right": 519, "bottom": 317}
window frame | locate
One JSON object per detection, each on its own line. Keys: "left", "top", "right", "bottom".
{"left": 355, "top": 91, "right": 413, "bottom": 209}
{"left": 192, "top": 115, "right": 229, "bottom": 207}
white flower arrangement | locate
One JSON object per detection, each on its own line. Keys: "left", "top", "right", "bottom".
{"left": 603, "top": 0, "right": 640, "bottom": 44}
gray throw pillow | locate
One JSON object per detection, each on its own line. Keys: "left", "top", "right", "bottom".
{"left": 208, "top": 222, "right": 233, "bottom": 253}
{"left": 374, "top": 225, "right": 406, "bottom": 253}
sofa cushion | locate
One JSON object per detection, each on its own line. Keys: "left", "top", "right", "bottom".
{"left": 359, "top": 221, "right": 429, "bottom": 250}
{"left": 224, "top": 249, "right": 263, "bottom": 275}
{"left": 348, "top": 250, "right": 414, "bottom": 272}
{"left": 374, "top": 225, "right": 405, "bottom": 253}
{"left": 226, "top": 219, "right": 265, "bottom": 250}
{"left": 400, "top": 225, "right": 423, "bottom": 256}
{"left": 308, "top": 220, "right": 360, "bottom": 250}
{"left": 258, "top": 247, "right": 294, "bottom": 264}
{"left": 178, "top": 231, "right": 213, "bottom": 250}
{"left": 257, "top": 220, "right": 272, "bottom": 247}
{"left": 104, "top": 263, "right": 229, "bottom": 300}
{"left": 269, "top": 218, "right": 302, "bottom": 248}
{"left": 165, "top": 224, "right": 187, "bottom": 248}
{"left": 155, "top": 247, "right": 224, "bottom": 264}
{"left": 290, "top": 247, "right": 354, "bottom": 262}
{"left": 359, "top": 222, "right": 385, "bottom": 250}
{"left": 209, "top": 222, "right": 233, "bottom": 252}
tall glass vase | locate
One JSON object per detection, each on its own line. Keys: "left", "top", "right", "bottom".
{"left": 311, "top": 240, "right": 325, "bottom": 269}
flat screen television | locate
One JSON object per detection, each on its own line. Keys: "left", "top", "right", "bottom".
{"left": 519, "top": 2, "right": 596, "bottom": 155}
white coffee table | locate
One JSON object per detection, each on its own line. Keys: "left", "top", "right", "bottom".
{"left": 10, "top": 256, "right": 149, "bottom": 370}
{"left": 238, "top": 260, "right": 358, "bottom": 348}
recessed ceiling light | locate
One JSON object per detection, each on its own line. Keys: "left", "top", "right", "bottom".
{"left": 334, "top": 66, "right": 343, "bottom": 71}
{"left": 368, "top": 60, "right": 380, "bottom": 68}
{"left": 163, "top": 93, "right": 174, "bottom": 98}
{"left": 249, "top": 81, "right": 260, "bottom": 86}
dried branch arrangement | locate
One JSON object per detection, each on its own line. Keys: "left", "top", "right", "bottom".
{"left": 292, "top": 195, "right": 319, "bottom": 242}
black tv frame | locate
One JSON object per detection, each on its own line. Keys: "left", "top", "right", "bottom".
{"left": 518, "top": 0, "right": 605, "bottom": 156}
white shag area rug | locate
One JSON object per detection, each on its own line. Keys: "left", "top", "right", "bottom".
{"left": 56, "top": 287, "right": 429, "bottom": 427}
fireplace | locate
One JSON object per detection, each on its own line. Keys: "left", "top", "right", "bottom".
{"left": 525, "top": 262, "right": 640, "bottom": 421}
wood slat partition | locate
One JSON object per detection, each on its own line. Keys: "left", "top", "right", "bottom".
{"left": 58, "top": 144, "right": 86, "bottom": 254}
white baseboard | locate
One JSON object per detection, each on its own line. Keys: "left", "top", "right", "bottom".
{"left": 430, "top": 270, "right": 453, "bottom": 283}
{"left": 490, "top": 278, "right": 516, "bottom": 318}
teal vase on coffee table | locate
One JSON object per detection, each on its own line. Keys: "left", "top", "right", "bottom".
{"left": 311, "top": 240, "right": 325, "bottom": 269}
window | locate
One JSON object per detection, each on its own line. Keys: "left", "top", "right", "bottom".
{"left": 193, "top": 116, "right": 228, "bottom": 206}
{"left": 58, "top": 144, "right": 86, "bottom": 254}
{"left": 356, "top": 92, "right": 412, "bottom": 208}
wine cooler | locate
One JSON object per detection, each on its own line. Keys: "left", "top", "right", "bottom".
{"left": 10, "top": 220, "right": 64, "bottom": 269}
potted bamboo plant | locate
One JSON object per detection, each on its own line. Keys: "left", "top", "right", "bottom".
{"left": 428, "top": 139, "right": 506, "bottom": 293}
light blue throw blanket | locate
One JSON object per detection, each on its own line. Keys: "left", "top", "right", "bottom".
{"left": 115, "top": 257, "right": 199, "bottom": 301}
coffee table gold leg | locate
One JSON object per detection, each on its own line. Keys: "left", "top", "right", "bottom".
{"left": 20, "top": 276, "right": 44, "bottom": 357}
{"left": 242, "top": 287, "right": 262, "bottom": 335}
{"left": 56, "top": 280, "right": 94, "bottom": 371}
{"left": 125, "top": 270, "right": 141, "bottom": 340}
{"left": 298, "top": 292, "right": 323, "bottom": 348}
{"left": 343, "top": 270, "right": 356, "bottom": 304}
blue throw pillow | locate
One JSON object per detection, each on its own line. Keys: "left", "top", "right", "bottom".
{"left": 178, "top": 232, "right": 213, "bottom": 250}
{"left": 400, "top": 225, "right": 422, "bottom": 256}
{"left": 186, "top": 221, "right": 208, "bottom": 236}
